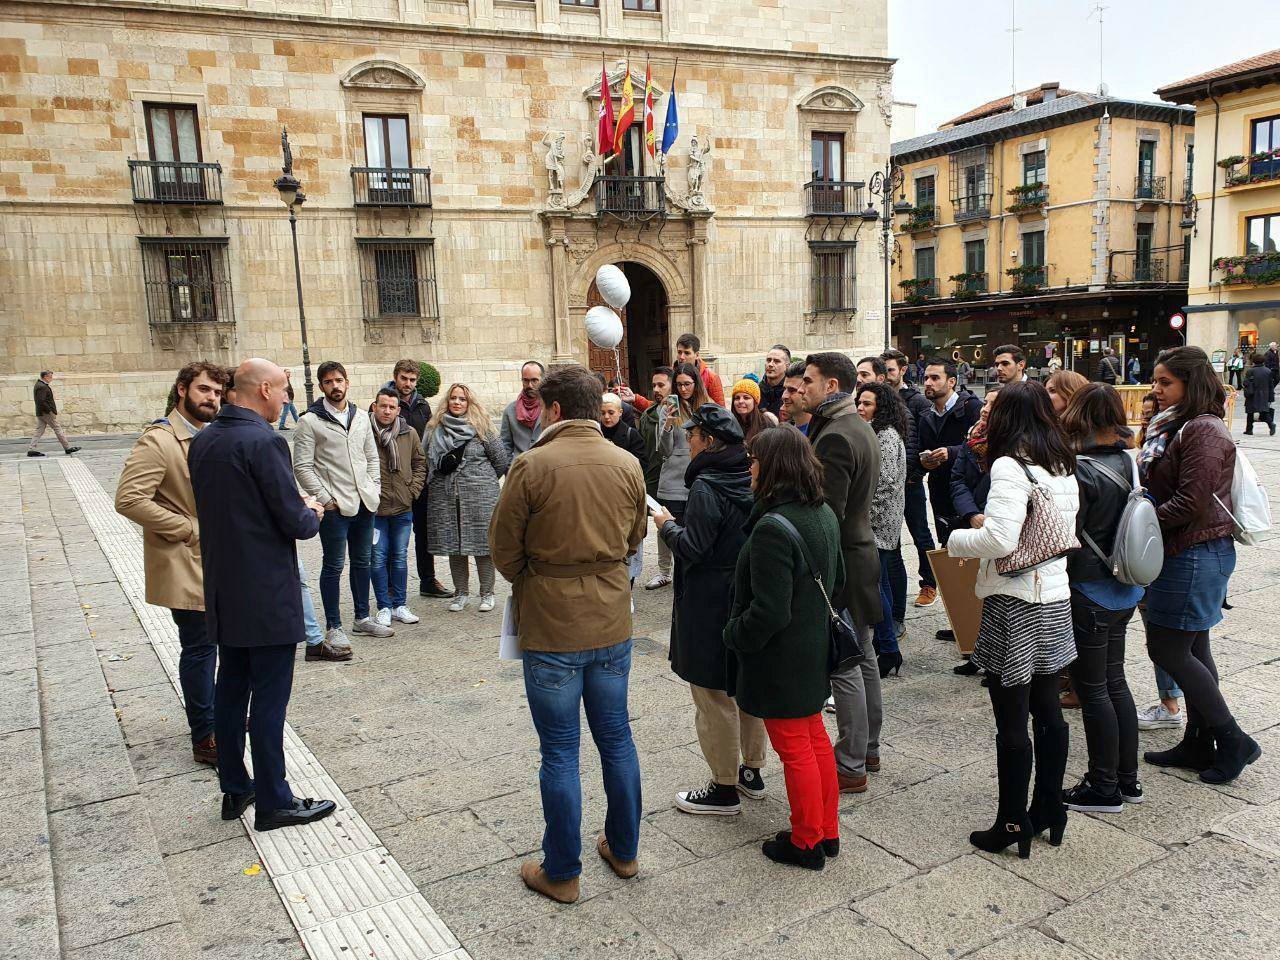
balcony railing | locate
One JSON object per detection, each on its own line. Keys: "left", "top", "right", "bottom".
{"left": 1006, "top": 183, "right": 1048, "bottom": 214}
{"left": 1107, "top": 244, "right": 1185, "bottom": 286}
{"left": 950, "top": 272, "right": 987, "bottom": 300}
{"left": 1218, "top": 149, "right": 1280, "bottom": 188}
{"left": 953, "top": 193, "right": 992, "bottom": 222}
{"left": 898, "top": 277, "right": 937, "bottom": 304}
{"left": 1214, "top": 252, "right": 1280, "bottom": 287}
{"left": 903, "top": 204, "right": 936, "bottom": 232}
{"left": 595, "top": 175, "right": 665, "bottom": 220}
{"left": 803, "top": 180, "right": 868, "bottom": 216}
{"left": 1134, "top": 174, "right": 1166, "bottom": 201}
{"left": 1006, "top": 265, "right": 1046, "bottom": 294}
{"left": 129, "top": 160, "right": 223, "bottom": 204}
{"left": 351, "top": 167, "right": 432, "bottom": 207}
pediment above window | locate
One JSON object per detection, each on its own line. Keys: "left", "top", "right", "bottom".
{"left": 583, "top": 61, "right": 666, "bottom": 103}
{"left": 798, "top": 85, "right": 865, "bottom": 114}
{"left": 341, "top": 60, "right": 425, "bottom": 92}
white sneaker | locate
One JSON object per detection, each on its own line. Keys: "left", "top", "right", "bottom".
{"left": 644, "top": 574, "right": 672, "bottom": 591}
{"left": 824, "top": 695, "right": 836, "bottom": 714}
{"left": 352, "top": 617, "right": 394, "bottom": 638}
{"left": 375, "top": 607, "right": 392, "bottom": 628}
{"left": 1137, "top": 702, "right": 1185, "bottom": 730}
{"left": 391, "top": 605, "right": 420, "bottom": 624}
{"left": 449, "top": 594, "right": 469, "bottom": 612}
{"left": 478, "top": 595, "right": 495, "bottom": 612}
{"left": 325, "top": 626, "right": 351, "bottom": 650}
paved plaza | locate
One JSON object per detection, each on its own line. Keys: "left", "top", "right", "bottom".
{"left": 3, "top": 423, "right": 1280, "bottom": 960}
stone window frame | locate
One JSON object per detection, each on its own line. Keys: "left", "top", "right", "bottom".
{"left": 1018, "top": 136, "right": 1049, "bottom": 188}
{"left": 797, "top": 85, "right": 866, "bottom": 191}
{"left": 912, "top": 165, "right": 939, "bottom": 209}
{"left": 340, "top": 62, "right": 428, "bottom": 188}
{"left": 128, "top": 91, "right": 213, "bottom": 166}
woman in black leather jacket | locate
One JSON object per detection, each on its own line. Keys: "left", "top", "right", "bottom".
{"left": 1060, "top": 384, "right": 1144, "bottom": 815}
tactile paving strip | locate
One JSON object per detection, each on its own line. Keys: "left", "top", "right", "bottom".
{"left": 61, "top": 459, "right": 468, "bottom": 960}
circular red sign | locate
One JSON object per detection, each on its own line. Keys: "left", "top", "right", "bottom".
{"left": 1169, "top": 313, "right": 1186, "bottom": 330}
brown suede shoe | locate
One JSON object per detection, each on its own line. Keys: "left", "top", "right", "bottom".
{"left": 306, "top": 640, "right": 353, "bottom": 662}
{"left": 519, "top": 860, "right": 579, "bottom": 903}
{"left": 596, "top": 835, "right": 638, "bottom": 879}
{"left": 838, "top": 772, "right": 868, "bottom": 794}
{"left": 193, "top": 736, "right": 218, "bottom": 766}
{"left": 866, "top": 755, "right": 881, "bottom": 773}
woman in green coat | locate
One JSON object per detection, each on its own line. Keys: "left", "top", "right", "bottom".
{"left": 723, "top": 425, "right": 845, "bottom": 871}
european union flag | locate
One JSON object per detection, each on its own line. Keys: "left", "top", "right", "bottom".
{"left": 661, "top": 67, "right": 679, "bottom": 156}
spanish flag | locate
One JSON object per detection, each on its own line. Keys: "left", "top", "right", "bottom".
{"left": 643, "top": 61, "right": 656, "bottom": 158}
{"left": 613, "top": 62, "right": 634, "bottom": 158}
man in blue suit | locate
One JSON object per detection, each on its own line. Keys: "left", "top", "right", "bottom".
{"left": 189, "top": 358, "right": 335, "bottom": 832}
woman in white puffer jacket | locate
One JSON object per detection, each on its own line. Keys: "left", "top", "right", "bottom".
{"left": 946, "top": 381, "right": 1079, "bottom": 860}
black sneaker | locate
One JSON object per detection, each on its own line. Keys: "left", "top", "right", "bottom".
{"left": 64, "top": 446, "right": 81, "bottom": 455}
{"left": 737, "top": 765, "right": 765, "bottom": 800}
{"left": 1119, "top": 779, "right": 1145, "bottom": 804}
{"left": 954, "top": 659, "right": 979, "bottom": 676}
{"left": 675, "top": 781, "right": 741, "bottom": 816}
{"left": 937, "top": 628, "right": 956, "bottom": 642}
{"left": 26, "top": 450, "right": 45, "bottom": 457}
{"left": 1063, "top": 777, "right": 1123, "bottom": 813}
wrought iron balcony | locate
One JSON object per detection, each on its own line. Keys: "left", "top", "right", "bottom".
{"left": 1108, "top": 256, "right": 1166, "bottom": 284}
{"left": 898, "top": 277, "right": 937, "bottom": 304}
{"left": 950, "top": 272, "right": 987, "bottom": 300}
{"left": 1214, "top": 252, "right": 1280, "bottom": 287}
{"left": 351, "top": 167, "right": 432, "bottom": 207}
{"left": 953, "top": 193, "right": 992, "bottom": 222}
{"left": 595, "top": 175, "right": 665, "bottom": 220}
{"left": 803, "top": 180, "right": 868, "bottom": 217}
{"left": 902, "top": 205, "right": 937, "bottom": 233}
{"left": 129, "top": 160, "right": 223, "bottom": 204}
{"left": 1134, "top": 174, "right": 1166, "bottom": 202}
{"left": 1007, "top": 183, "right": 1048, "bottom": 215}
{"left": 1006, "top": 265, "right": 1046, "bottom": 294}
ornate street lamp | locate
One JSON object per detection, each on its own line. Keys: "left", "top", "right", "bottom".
{"left": 274, "top": 128, "right": 314, "bottom": 405}
{"left": 870, "top": 164, "right": 912, "bottom": 349}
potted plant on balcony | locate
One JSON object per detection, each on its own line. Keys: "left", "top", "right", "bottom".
{"left": 1006, "top": 264, "right": 1045, "bottom": 295}
{"left": 1006, "top": 182, "right": 1047, "bottom": 214}
{"left": 903, "top": 204, "right": 936, "bottom": 232}
{"left": 1214, "top": 252, "right": 1280, "bottom": 287}
{"left": 949, "top": 271, "right": 985, "bottom": 301}
{"left": 1219, "top": 148, "right": 1280, "bottom": 187}
{"left": 898, "top": 277, "right": 935, "bottom": 305}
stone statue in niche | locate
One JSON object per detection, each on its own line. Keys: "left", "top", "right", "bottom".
{"left": 542, "top": 132, "right": 566, "bottom": 199}
{"left": 687, "top": 136, "right": 711, "bottom": 207}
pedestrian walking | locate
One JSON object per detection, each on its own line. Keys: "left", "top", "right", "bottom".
{"left": 369, "top": 388, "right": 427, "bottom": 628}
{"left": 425, "top": 383, "right": 509, "bottom": 613}
{"left": 798, "top": 352, "right": 884, "bottom": 793}
{"left": 724, "top": 425, "right": 844, "bottom": 870}
{"left": 499, "top": 361, "right": 545, "bottom": 458}
{"left": 1227, "top": 349, "right": 1244, "bottom": 390}
{"left": 1243, "top": 352, "right": 1275, "bottom": 435}
{"left": 1096, "top": 348, "right": 1123, "bottom": 385}
{"left": 729, "top": 377, "right": 778, "bottom": 444}
{"left": 646, "top": 362, "right": 709, "bottom": 590}
{"left": 115, "top": 361, "right": 227, "bottom": 766}
{"left": 27, "top": 370, "right": 80, "bottom": 456}
{"left": 946, "top": 381, "right": 1079, "bottom": 857}
{"left": 489, "top": 364, "right": 648, "bottom": 904}
{"left": 1265, "top": 341, "right": 1278, "bottom": 387}
{"left": 277, "top": 370, "right": 299, "bottom": 430}
{"left": 293, "top": 360, "right": 391, "bottom": 654}
{"left": 650, "top": 405, "right": 759, "bottom": 816}
{"left": 918, "top": 358, "right": 984, "bottom": 548}
{"left": 1140, "top": 347, "right": 1261, "bottom": 784}
{"left": 1126, "top": 354, "right": 1142, "bottom": 385}
{"left": 189, "top": 359, "right": 334, "bottom": 832}
{"left": 883, "top": 349, "right": 936, "bottom": 612}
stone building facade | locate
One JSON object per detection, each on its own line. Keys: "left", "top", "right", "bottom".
{"left": 0, "top": 0, "right": 892, "bottom": 435}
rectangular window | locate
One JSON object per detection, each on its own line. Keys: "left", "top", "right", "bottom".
{"left": 144, "top": 103, "right": 203, "bottom": 200}
{"left": 916, "top": 247, "right": 936, "bottom": 279}
{"left": 915, "top": 175, "right": 935, "bottom": 211}
{"left": 357, "top": 239, "right": 440, "bottom": 322}
{"left": 139, "top": 239, "right": 232, "bottom": 325}
{"left": 1022, "top": 231, "right": 1045, "bottom": 267}
{"left": 1136, "top": 139, "right": 1159, "bottom": 198}
{"left": 1247, "top": 214, "right": 1280, "bottom": 255}
{"left": 1250, "top": 115, "right": 1280, "bottom": 178}
{"left": 1022, "top": 150, "right": 1046, "bottom": 186}
{"left": 1135, "top": 222, "right": 1154, "bottom": 280}
{"left": 950, "top": 146, "right": 993, "bottom": 220}
{"left": 810, "top": 243, "right": 856, "bottom": 313}
{"left": 623, "top": 0, "right": 659, "bottom": 9}
{"left": 1181, "top": 233, "right": 1192, "bottom": 282}
{"left": 810, "top": 132, "right": 844, "bottom": 182}
{"left": 1184, "top": 142, "right": 1195, "bottom": 198}
{"left": 964, "top": 238, "right": 985, "bottom": 276}
{"left": 561, "top": 0, "right": 599, "bottom": 6}
{"left": 363, "top": 114, "right": 411, "bottom": 169}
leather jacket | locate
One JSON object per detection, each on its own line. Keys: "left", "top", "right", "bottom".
{"left": 1069, "top": 441, "right": 1133, "bottom": 582}
{"left": 1143, "top": 415, "right": 1236, "bottom": 557}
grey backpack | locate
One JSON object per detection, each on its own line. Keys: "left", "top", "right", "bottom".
{"left": 1076, "top": 455, "right": 1164, "bottom": 587}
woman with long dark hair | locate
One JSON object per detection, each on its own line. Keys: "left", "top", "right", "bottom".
{"left": 855, "top": 382, "right": 908, "bottom": 677}
{"left": 730, "top": 378, "right": 778, "bottom": 445}
{"left": 946, "top": 381, "right": 1079, "bottom": 857}
{"left": 1059, "top": 384, "right": 1143, "bottom": 812}
{"left": 1139, "top": 346, "right": 1260, "bottom": 784}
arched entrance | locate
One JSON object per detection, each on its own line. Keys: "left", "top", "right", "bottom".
{"left": 587, "top": 262, "right": 669, "bottom": 389}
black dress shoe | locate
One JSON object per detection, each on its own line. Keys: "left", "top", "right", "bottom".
{"left": 954, "top": 659, "right": 980, "bottom": 676}
{"left": 221, "top": 790, "right": 255, "bottom": 821}
{"left": 936, "top": 629, "right": 955, "bottom": 642}
{"left": 254, "top": 797, "right": 337, "bottom": 832}
{"left": 419, "top": 580, "right": 453, "bottom": 599}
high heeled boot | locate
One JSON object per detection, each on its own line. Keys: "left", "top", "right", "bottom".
{"left": 970, "top": 742, "right": 1034, "bottom": 859}
{"left": 1201, "top": 719, "right": 1262, "bottom": 784}
{"left": 1028, "top": 721, "right": 1069, "bottom": 845}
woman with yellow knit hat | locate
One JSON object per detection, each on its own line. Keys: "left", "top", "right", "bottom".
{"left": 731, "top": 377, "right": 779, "bottom": 445}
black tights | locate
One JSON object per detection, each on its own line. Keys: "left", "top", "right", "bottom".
{"left": 1145, "top": 622, "right": 1231, "bottom": 729}
{"left": 988, "top": 674, "right": 1066, "bottom": 751}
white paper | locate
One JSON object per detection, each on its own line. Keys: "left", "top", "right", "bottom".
{"left": 499, "top": 597, "right": 523, "bottom": 661}
{"left": 645, "top": 494, "right": 663, "bottom": 515}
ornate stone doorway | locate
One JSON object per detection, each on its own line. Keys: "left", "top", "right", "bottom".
{"left": 586, "top": 262, "right": 669, "bottom": 389}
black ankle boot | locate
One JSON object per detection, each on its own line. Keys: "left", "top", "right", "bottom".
{"left": 970, "top": 743, "right": 1034, "bottom": 859}
{"left": 1029, "top": 722, "right": 1069, "bottom": 846}
{"left": 762, "top": 830, "right": 825, "bottom": 870}
{"left": 1201, "top": 719, "right": 1262, "bottom": 784}
{"left": 1144, "top": 722, "right": 1215, "bottom": 772}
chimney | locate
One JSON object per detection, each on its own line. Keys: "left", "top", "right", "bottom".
{"left": 1012, "top": 93, "right": 1028, "bottom": 111}
{"left": 1041, "top": 82, "right": 1060, "bottom": 103}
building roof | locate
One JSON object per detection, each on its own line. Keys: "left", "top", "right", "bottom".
{"left": 943, "top": 82, "right": 1085, "bottom": 128}
{"left": 892, "top": 94, "right": 1192, "bottom": 163}
{"left": 1156, "top": 48, "right": 1280, "bottom": 104}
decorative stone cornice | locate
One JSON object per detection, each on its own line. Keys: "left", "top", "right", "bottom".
{"left": 798, "top": 85, "right": 865, "bottom": 114}
{"left": 340, "top": 59, "right": 425, "bottom": 91}
{"left": 582, "top": 60, "right": 667, "bottom": 103}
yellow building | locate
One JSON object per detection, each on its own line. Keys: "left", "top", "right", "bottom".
{"left": 1158, "top": 50, "right": 1280, "bottom": 356}
{"left": 889, "top": 83, "right": 1193, "bottom": 379}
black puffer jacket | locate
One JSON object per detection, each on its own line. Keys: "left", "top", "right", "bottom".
{"left": 602, "top": 419, "right": 647, "bottom": 464}
{"left": 1070, "top": 440, "right": 1134, "bottom": 583}
{"left": 659, "top": 445, "right": 753, "bottom": 690}
{"left": 898, "top": 383, "right": 931, "bottom": 482}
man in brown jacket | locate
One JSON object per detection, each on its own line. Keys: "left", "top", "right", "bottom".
{"left": 489, "top": 364, "right": 648, "bottom": 905}
{"left": 115, "top": 361, "right": 228, "bottom": 765}
{"left": 369, "top": 388, "right": 427, "bottom": 627}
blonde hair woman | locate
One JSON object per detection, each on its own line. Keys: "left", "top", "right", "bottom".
{"left": 425, "top": 383, "right": 510, "bottom": 612}
{"left": 1045, "top": 369, "right": 1088, "bottom": 416}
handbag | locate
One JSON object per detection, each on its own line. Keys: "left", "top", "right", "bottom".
{"left": 764, "top": 512, "right": 863, "bottom": 672}
{"left": 994, "top": 461, "right": 1080, "bottom": 577}
{"left": 433, "top": 437, "right": 470, "bottom": 477}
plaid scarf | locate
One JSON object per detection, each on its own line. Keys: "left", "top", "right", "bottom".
{"left": 371, "top": 413, "right": 406, "bottom": 472}
{"left": 965, "top": 417, "right": 989, "bottom": 465}
{"left": 1137, "top": 405, "right": 1180, "bottom": 482}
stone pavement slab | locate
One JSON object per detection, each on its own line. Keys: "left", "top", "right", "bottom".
{"left": 735, "top": 909, "right": 928, "bottom": 960}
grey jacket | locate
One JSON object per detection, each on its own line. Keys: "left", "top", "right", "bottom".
{"left": 426, "top": 430, "right": 510, "bottom": 556}
{"left": 499, "top": 400, "right": 543, "bottom": 458}
{"left": 292, "top": 398, "right": 381, "bottom": 517}
{"left": 656, "top": 401, "right": 692, "bottom": 502}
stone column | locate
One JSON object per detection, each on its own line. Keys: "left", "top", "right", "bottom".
{"left": 544, "top": 215, "right": 575, "bottom": 362}
{"left": 687, "top": 213, "right": 712, "bottom": 352}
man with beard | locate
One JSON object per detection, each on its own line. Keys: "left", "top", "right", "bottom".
{"left": 781, "top": 360, "right": 811, "bottom": 433}
{"left": 916, "top": 358, "right": 983, "bottom": 549}
{"left": 882, "top": 349, "right": 935, "bottom": 610}
{"left": 500, "top": 361, "right": 546, "bottom": 458}
{"left": 760, "top": 345, "right": 791, "bottom": 418}
{"left": 115, "top": 361, "right": 228, "bottom": 766}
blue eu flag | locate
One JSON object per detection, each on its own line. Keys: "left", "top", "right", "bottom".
{"left": 661, "top": 79, "right": 679, "bottom": 156}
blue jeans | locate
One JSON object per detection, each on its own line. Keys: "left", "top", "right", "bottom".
{"left": 903, "top": 481, "right": 936, "bottom": 589}
{"left": 1155, "top": 664, "right": 1184, "bottom": 700}
{"left": 873, "top": 549, "right": 899, "bottom": 655}
{"left": 886, "top": 546, "right": 908, "bottom": 626}
{"left": 298, "top": 557, "right": 323, "bottom": 646}
{"left": 318, "top": 506, "right": 374, "bottom": 629}
{"left": 522, "top": 639, "right": 642, "bottom": 881}
{"left": 278, "top": 403, "right": 298, "bottom": 429}
{"left": 171, "top": 609, "right": 216, "bottom": 742}
{"left": 371, "top": 511, "right": 413, "bottom": 610}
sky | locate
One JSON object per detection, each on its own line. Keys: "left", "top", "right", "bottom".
{"left": 888, "top": 0, "right": 1280, "bottom": 137}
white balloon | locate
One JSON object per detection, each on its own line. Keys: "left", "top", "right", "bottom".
{"left": 595, "top": 264, "right": 631, "bottom": 309}
{"left": 585, "top": 305, "right": 624, "bottom": 350}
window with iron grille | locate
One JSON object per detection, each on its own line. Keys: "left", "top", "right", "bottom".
{"left": 138, "top": 238, "right": 233, "bottom": 325}
{"left": 950, "top": 146, "right": 993, "bottom": 219}
{"left": 809, "top": 243, "right": 857, "bottom": 314}
{"left": 357, "top": 239, "right": 440, "bottom": 322}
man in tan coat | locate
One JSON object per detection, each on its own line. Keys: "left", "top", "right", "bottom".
{"left": 489, "top": 364, "right": 648, "bottom": 905}
{"left": 115, "top": 361, "right": 227, "bottom": 766}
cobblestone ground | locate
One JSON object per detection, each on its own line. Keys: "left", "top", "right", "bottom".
{"left": 3, "top": 422, "right": 1280, "bottom": 960}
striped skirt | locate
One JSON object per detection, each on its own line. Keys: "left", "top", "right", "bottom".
{"left": 970, "top": 595, "right": 1076, "bottom": 688}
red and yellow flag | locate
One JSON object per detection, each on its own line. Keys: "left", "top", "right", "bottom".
{"left": 643, "top": 61, "right": 656, "bottom": 158}
{"left": 613, "top": 62, "right": 634, "bottom": 157}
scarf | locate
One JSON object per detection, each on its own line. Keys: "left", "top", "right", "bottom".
{"left": 815, "top": 391, "right": 852, "bottom": 418}
{"left": 428, "top": 413, "right": 477, "bottom": 472}
{"left": 371, "top": 413, "right": 405, "bottom": 473}
{"left": 684, "top": 442, "right": 749, "bottom": 490}
{"left": 965, "top": 417, "right": 989, "bottom": 466}
{"left": 515, "top": 390, "right": 542, "bottom": 429}
{"left": 1137, "top": 405, "right": 1180, "bottom": 481}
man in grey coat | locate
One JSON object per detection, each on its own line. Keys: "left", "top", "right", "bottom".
{"left": 799, "top": 352, "right": 885, "bottom": 795}
{"left": 499, "top": 361, "right": 546, "bottom": 458}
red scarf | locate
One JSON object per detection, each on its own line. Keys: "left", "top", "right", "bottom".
{"left": 515, "top": 391, "right": 542, "bottom": 429}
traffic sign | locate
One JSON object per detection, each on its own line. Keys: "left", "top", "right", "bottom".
{"left": 1169, "top": 312, "right": 1186, "bottom": 331}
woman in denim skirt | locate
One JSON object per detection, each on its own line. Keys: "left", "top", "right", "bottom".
{"left": 1139, "top": 346, "right": 1262, "bottom": 785}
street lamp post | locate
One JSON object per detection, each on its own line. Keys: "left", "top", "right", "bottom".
{"left": 869, "top": 163, "right": 912, "bottom": 349}
{"left": 274, "top": 128, "right": 314, "bottom": 405}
